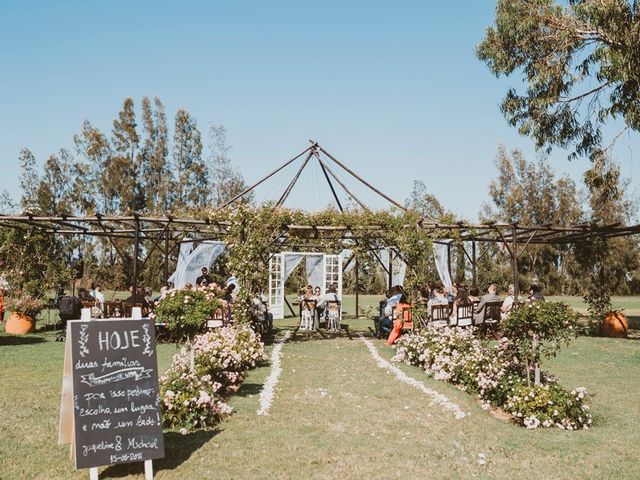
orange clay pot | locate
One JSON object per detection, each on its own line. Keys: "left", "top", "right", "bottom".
{"left": 600, "top": 311, "right": 628, "bottom": 338}
{"left": 5, "top": 312, "right": 36, "bottom": 334}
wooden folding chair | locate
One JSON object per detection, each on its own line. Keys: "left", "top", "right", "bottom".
{"left": 399, "top": 305, "right": 413, "bottom": 332}
{"left": 452, "top": 303, "right": 474, "bottom": 327}
{"left": 102, "top": 301, "right": 123, "bottom": 318}
{"left": 430, "top": 304, "right": 451, "bottom": 327}
{"left": 325, "top": 300, "right": 341, "bottom": 331}
{"left": 476, "top": 301, "right": 502, "bottom": 336}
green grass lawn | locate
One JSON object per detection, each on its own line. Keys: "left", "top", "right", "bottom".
{"left": 1, "top": 316, "right": 639, "bottom": 479}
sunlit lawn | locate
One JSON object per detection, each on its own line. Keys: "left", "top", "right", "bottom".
{"left": 1, "top": 313, "right": 639, "bottom": 479}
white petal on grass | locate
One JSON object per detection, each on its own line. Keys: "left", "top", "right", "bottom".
{"left": 358, "top": 334, "right": 467, "bottom": 419}
{"left": 257, "top": 330, "right": 292, "bottom": 416}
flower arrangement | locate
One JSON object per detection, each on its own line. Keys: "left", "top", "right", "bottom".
{"left": 159, "top": 325, "right": 266, "bottom": 432}
{"left": 154, "top": 284, "right": 227, "bottom": 340}
{"left": 393, "top": 322, "right": 592, "bottom": 430}
{"left": 6, "top": 295, "right": 45, "bottom": 318}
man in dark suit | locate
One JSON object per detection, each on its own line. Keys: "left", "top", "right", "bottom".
{"left": 196, "top": 267, "right": 212, "bottom": 286}
{"left": 473, "top": 284, "right": 502, "bottom": 324}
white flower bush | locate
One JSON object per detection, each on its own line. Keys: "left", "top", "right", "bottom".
{"left": 392, "top": 325, "right": 592, "bottom": 430}
{"left": 160, "top": 325, "right": 267, "bottom": 432}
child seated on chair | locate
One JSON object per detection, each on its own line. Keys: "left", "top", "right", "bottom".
{"left": 317, "top": 284, "right": 341, "bottom": 332}
{"left": 299, "top": 286, "right": 315, "bottom": 331}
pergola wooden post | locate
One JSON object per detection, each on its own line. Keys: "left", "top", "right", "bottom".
{"left": 132, "top": 215, "right": 140, "bottom": 297}
{"left": 355, "top": 258, "right": 360, "bottom": 318}
{"left": 471, "top": 240, "right": 477, "bottom": 288}
{"left": 512, "top": 225, "right": 519, "bottom": 298}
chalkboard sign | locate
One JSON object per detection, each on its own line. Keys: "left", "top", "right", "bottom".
{"left": 63, "top": 319, "right": 165, "bottom": 469}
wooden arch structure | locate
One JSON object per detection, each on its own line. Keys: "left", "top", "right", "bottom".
{"left": 1, "top": 141, "right": 639, "bottom": 316}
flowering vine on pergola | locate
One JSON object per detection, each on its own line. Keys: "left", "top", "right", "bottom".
{"left": 1, "top": 142, "right": 638, "bottom": 315}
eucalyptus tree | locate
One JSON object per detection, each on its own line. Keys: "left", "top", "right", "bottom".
{"left": 74, "top": 120, "right": 112, "bottom": 213}
{"left": 111, "top": 97, "right": 142, "bottom": 213}
{"left": 172, "top": 109, "right": 207, "bottom": 210}
{"left": 18, "top": 148, "right": 39, "bottom": 212}
{"left": 140, "top": 96, "right": 171, "bottom": 213}
{"left": 481, "top": 146, "right": 585, "bottom": 293}
{"left": 478, "top": 0, "right": 640, "bottom": 164}
{"left": 207, "top": 124, "right": 252, "bottom": 207}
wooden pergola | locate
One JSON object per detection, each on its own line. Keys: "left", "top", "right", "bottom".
{"left": 1, "top": 141, "right": 638, "bottom": 314}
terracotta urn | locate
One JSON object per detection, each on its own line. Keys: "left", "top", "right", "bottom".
{"left": 600, "top": 311, "right": 628, "bottom": 338}
{"left": 5, "top": 312, "right": 36, "bottom": 334}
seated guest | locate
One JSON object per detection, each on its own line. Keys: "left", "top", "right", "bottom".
{"left": 78, "top": 287, "right": 92, "bottom": 302}
{"left": 386, "top": 292, "right": 411, "bottom": 345}
{"left": 375, "top": 290, "right": 393, "bottom": 338}
{"left": 124, "top": 287, "right": 151, "bottom": 315}
{"left": 468, "top": 286, "right": 481, "bottom": 303}
{"left": 446, "top": 283, "right": 459, "bottom": 303}
{"left": 452, "top": 286, "right": 474, "bottom": 325}
{"left": 528, "top": 285, "right": 545, "bottom": 303}
{"left": 501, "top": 284, "right": 521, "bottom": 319}
{"left": 317, "top": 284, "right": 341, "bottom": 332}
{"left": 90, "top": 283, "right": 105, "bottom": 305}
{"left": 196, "top": 267, "right": 212, "bottom": 286}
{"left": 313, "top": 286, "right": 324, "bottom": 327}
{"left": 427, "top": 286, "right": 449, "bottom": 312}
{"left": 473, "top": 284, "right": 502, "bottom": 324}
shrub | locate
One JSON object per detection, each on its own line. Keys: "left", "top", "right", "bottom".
{"left": 502, "top": 302, "right": 580, "bottom": 384}
{"left": 160, "top": 325, "right": 266, "bottom": 432}
{"left": 503, "top": 382, "right": 592, "bottom": 430}
{"left": 154, "top": 284, "right": 227, "bottom": 340}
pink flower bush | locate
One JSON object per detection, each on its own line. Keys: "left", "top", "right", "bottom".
{"left": 392, "top": 325, "right": 592, "bottom": 430}
{"left": 160, "top": 325, "right": 266, "bottom": 432}
{"left": 155, "top": 285, "right": 228, "bottom": 340}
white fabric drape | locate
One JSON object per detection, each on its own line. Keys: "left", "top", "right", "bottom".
{"left": 392, "top": 255, "right": 407, "bottom": 286}
{"left": 283, "top": 254, "right": 305, "bottom": 283}
{"left": 167, "top": 241, "right": 194, "bottom": 287}
{"left": 170, "top": 241, "right": 226, "bottom": 289}
{"left": 378, "top": 249, "right": 407, "bottom": 286}
{"left": 305, "top": 254, "right": 324, "bottom": 289}
{"left": 433, "top": 241, "right": 452, "bottom": 290}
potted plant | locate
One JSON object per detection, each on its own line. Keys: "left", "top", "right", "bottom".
{"left": 5, "top": 295, "right": 45, "bottom": 334}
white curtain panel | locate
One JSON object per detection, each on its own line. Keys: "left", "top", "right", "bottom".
{"left": 305, "top": 254, "right": 324, "bottom": 289}
{"left": 341, "top": 249, "right": 355, "bottom": 274}
{"left": 167, "top": 240, "right": 194, "bottom": 287}
{"left": 433, "top": 241, "right": 453, "bottom": 290}
{"left": 171, "top": 241, "right": 226, "bottom": 289}
{"left": 378, "top": 249, "right": 406, "bottom": 286}
{"left": 392, "top": 256, "right": 407, "bottom": 286}
{"left": 283, "top": 254, "right": 305, "bottom": 283}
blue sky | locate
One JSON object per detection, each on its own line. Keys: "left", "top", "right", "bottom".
{"left": 0, "top": 0, "right": 637, "bottom": 219}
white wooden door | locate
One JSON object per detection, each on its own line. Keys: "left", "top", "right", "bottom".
{"left": 323, "top": 254, "right": 343, "bottom": 299}
{"left": 268, "top": 253, "right": 284, "bottom": 319}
